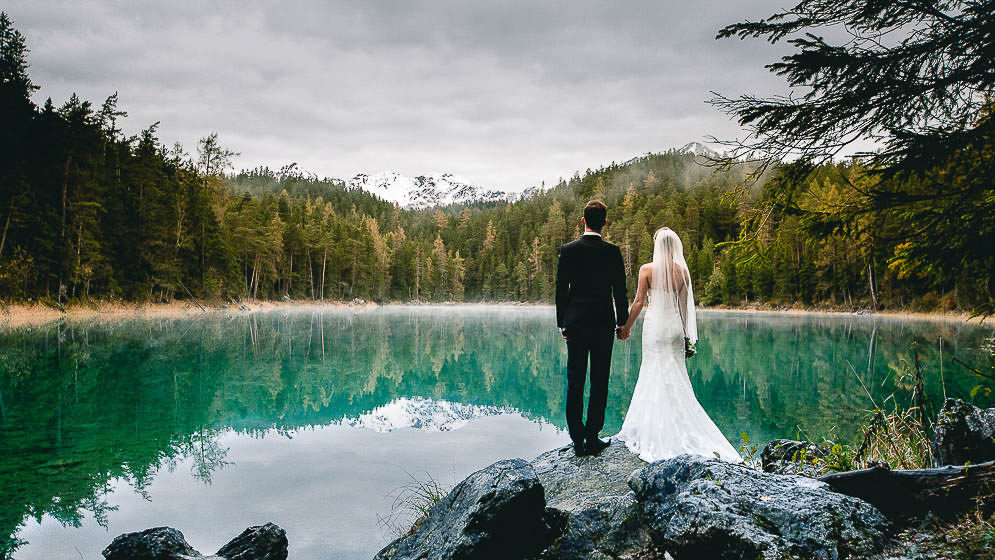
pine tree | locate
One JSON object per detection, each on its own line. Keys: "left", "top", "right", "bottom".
{"left": 432, "top": 235, "right": 447, "bottom": 300}
{"left": 0, "top": 12, "right": 37, "bottom": 100}
{"left": 715, "top": 0, "right": 995, "bottom": 317}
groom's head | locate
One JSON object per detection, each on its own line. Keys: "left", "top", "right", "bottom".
{"left": 582, "top": 200, "right": 608, "bottom": 232}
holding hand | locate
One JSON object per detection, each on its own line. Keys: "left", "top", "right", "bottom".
{"left": 616, "top": 325, "right": 630, "bottom": 340}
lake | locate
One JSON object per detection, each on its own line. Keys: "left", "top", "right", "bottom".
{"left": 1, "top": 306, "right": 992, "bottom": 559}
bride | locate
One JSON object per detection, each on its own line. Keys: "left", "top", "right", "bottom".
{"left": 615, "top": 227, "right": 741, "bottom": 463}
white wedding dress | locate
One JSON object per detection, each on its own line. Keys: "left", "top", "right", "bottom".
{"left": 616, "top": 229, "right": 741, "bottom": 463}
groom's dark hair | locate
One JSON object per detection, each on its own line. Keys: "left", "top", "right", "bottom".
{"left": 583, "top": 200, "right": 608, "bottom": 231}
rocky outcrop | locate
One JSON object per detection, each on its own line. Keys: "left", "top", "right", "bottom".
{"left": 630, "top": 454, "right": 890, "bottom": 559}
{"left": 215, "top": 524, "right": 288, "bottom": 560}
{"left": 103, "top": 523, "right": 287, "bottom": 560}
{"left": 103, "top": 527, "right": 200, "bottom": 560}
{"left": 375, "top": 458, "right": 553, "bottom": 560}
{"left": 376, "top": 443, "right": 894, "bottom": 560}
{"left": 932, "top": 398, "right": 995, "bottom": 466}
{"left": 532, "top": 444, "right": 655, "bottom": 559}
{"left": 759, "top": 439, "right": 829, "bottom": 476}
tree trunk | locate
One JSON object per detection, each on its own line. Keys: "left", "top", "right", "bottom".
{"left": 867, "top": 262, "right": 879, "bottom": 309}
{"left": 320, "top": 247, "right": 327, "bottom": 300}
{"left": 350, "top": 249, "right": 356, "bottom": 298}
{"left": 250, "top": 254, "right": 259, "bottom": 300}
{"left": 819, "top": 460, "right": 995, "bottom": 521}
{"left": 306, "top": 247, "right": 314, "bottom": 300}
{"left": 415, "top": 247, "right": 421, "bottom": 301}
{"left": 61, "top": 154, "right": 71, "bottom": 239}
{"left": 0, "top": 196, "right": 13, "bottom": 257}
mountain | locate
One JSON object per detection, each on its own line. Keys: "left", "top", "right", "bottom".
{"left": 620, "top": 143, "right": 725, "bottom": 167}
{"left": 679, "top": 142, "right": 723, "bottom": 160}
{"left": 347, "top": 171, "right": 507, "bottom": 209}
{"left": 339, "top": 397, "right": 512, "bottom": 432}
{"left": 257, "top": 142, "right": 726, "bottom": 210}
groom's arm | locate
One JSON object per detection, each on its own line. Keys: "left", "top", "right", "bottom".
{"left": 612, "top": 246, "right": 629, "bottom": 326}
{"left": 555, "top": 245, "right": 570, "bottom": 329}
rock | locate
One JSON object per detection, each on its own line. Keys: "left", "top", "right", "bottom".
{"left": 629, "top": 454, "right": 889, "bottom": 559}
{"left": 215, "top": 523, "right": 287, "bottom": 560}
{"left": 374, "top": 458, "right": 552, "bottom": 560}
{"left": 103, "top": 527, "right": 200, "bottom": 560}
{"left": 932, "top": 398, "right": 995, "bottom": 466}
{"left": 759, "top": 439, "right": 829, "bottom": 476}
{"left": 103, "top": 524, "right": 287, "bottom": 560}
{"left": 531, "top": 443, "right": 657, "bottom": 560}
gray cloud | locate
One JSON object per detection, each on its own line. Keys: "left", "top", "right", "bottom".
{"left": 6, "top": 0, "right": 794, "bottom": 191}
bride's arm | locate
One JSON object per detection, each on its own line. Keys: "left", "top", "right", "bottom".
{"left": 623, "top": 265, "right": 650, "bottom": 332}
{"left": 677, "top": 265, "right": 689, "bottom": 330}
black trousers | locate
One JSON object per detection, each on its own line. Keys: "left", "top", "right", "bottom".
{"left": 564, "top": 326, "right": 615, "bottom": 445}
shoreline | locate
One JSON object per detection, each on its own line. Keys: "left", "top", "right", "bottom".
{"left": 0, "top": 300, "right": 377, "bottom": 330}
{"left": 695, "top": 305, "right": 976, "bottom": 323}
{"left": 0, "top": 299, "right": 981, "bottom": 329}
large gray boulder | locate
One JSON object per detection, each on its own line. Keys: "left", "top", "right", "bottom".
{"left": 375, "top": 458, "right": 553, "bottom": 560}
{"left": 103, "top": 523, "right": 287, "bottom": 560}
{"left": 932, "top": 398, "right": 995, "bottom": 466}
{"left": 215, "top": 523, "right": 288, "bottom": 560}
{"left": 103, "top": 527, "right": 200, "bottom": 560}
{"left": 532, "top": 443, "right": 658, "bottom": 560}
{"left": 629, "top": 454, "right": 889, "bottom": 559}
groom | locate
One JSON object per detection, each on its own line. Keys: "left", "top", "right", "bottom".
{"left": 555, "top": 200, "right": 629, "bottom": 457}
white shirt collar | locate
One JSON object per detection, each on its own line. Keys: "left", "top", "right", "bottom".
{"left": 583, "top": 232, "right": 602, "bottom": 237}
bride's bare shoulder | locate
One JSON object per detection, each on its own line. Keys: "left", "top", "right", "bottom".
{"left": 638, "top": 263, "right": 653, "bottom": 287}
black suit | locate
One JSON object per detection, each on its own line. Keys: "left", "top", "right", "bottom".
{"left": 555, "top": 233, "right": 629, "bottom": 445}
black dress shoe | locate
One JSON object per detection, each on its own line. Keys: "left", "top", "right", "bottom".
{"left": 585, "top": 436, "right": 610, "bottom": 456}
{"left": 573, "top": 441, "right": 589, "bottom": 457}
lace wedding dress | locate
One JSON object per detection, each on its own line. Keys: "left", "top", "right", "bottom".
{"left": 616, "top": 229, "right": 741, "bottom": 463}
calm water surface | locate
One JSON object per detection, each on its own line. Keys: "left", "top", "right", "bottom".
{"left": 1, "top": 306, "right": 992, "bottom": 559}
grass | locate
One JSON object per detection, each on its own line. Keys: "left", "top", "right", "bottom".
{"left": 744, "top": 344, "right": 940, "bottom": 476}
{"left": 801, "top": 347, "right": 937, "bottom": 474}
{"left": 889, "top": 509, "right": 995, "bottom": 559}
{"left": 377, "top": 470, "right": 453, "bottom": 540}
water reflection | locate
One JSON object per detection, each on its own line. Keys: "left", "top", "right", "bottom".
{"left": 0, "top": 306, "right": 991, "bottom": 558}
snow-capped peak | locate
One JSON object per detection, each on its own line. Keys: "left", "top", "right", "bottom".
{"left": 679, "top": 142, "right": 723, "bottom": 159}
{"left": 348, "top": 172, "right": 506, "bottom": 209}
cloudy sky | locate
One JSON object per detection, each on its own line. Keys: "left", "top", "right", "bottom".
{"left": 6, "top": 1, "right": 793, "bottom": 192}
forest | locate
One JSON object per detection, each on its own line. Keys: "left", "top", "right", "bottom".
{"left": 0, "top": 12, "right": 990, "bottom": 314}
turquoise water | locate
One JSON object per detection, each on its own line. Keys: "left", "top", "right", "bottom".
{"left": 0, "top": 306, "right": 991, "bottom": 559}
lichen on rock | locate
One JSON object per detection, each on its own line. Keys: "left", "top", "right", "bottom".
{"left": 932, "top": 398, "right": 995, "bottom": 466}
{"left": 630, "top": 454, "right": 890, "bottom": 559}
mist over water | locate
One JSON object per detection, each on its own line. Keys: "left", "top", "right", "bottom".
{"left": 1, "top": 306, "right": 991, "bottom": 559}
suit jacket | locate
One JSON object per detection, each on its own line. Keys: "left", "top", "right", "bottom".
{"left": 555, "top": 234, "right": 629, "bottom": 330}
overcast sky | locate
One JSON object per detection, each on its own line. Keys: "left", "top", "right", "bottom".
{"left": 7, "top": 1, "right": 793, "bottom": 192}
